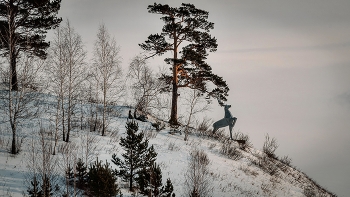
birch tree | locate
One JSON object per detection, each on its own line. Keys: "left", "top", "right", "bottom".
{"left": 46, "top": 25, "right": 67, "bottom": 152}
{"left": 0, "top": 55, "right": 44, "bottom": 154}
{"left": 92, "top": 24, "right": 123, "bottom": 136}
{"left": 127, "top": 55, "right": 164, "bottom": 116}
{"left": 47, "top": 20, "right": 86, "bottom": 142}
{"left": 184, "top": 149, "right": 213, "bottom": 197}
{"left": 183, "top": 89, "right": 210, "bottom": 141}
{"left": 26, "top": 128, "right": 60, "bottom": 197}
{"left": 64, "top": 20, "right": 86, "bottom": 142}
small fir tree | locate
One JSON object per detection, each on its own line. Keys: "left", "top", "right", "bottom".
{"left": 27, "top": 176, "right": 42, "bottom": 197}
{"left": 41, "top": 175, "right": 53, "bottom": 197}
{"left": 160, "top": 178, "right": 175, "bottom": 197}
{"left": 137, "top": 162, "right": 163, "bottom": 196}
{"left": 65, "top": 164, "right": 74, "bottom": 180}
{"left": 112, "top": 120, "right": 157, "bottom": 191}
{"left": 87, "top": 159, "right": 119, "bottom": 197}
{"left": 75, "top": 158, "right": 88, "bottom": 189}
{"left": 136, "top": 167, "right": 149, "bottom": 195}
{"left": 138, "top": 162, "right": 176, "bottom": 197}
{"left": 190, "top": 189, "right": 199, "bottom": 197}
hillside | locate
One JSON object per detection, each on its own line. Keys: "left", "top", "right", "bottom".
{"left": 0, "top": 94, "right": 336, "bottom": 197}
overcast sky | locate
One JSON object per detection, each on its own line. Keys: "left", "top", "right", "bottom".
{"left": 51, "top": 0, "right": 350, "bottom": 196}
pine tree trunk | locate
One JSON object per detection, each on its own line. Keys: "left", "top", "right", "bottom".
{"left": 170, "top": 80, "right": 178, "bottom": 125}
{"left": 130, "top": 168, "right": 133, "bottom": 191}
{"left": 169, "top": 23, "right": 178, "bottom": 125}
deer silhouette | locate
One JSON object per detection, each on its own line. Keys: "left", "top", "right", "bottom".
{"left": 213, "top": 100, "right": 237, "bottom": 140}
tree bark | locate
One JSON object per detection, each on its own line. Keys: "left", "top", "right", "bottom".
{"left": 11, "top": 123, "right": 16, "bottom": 154}
{"left": 102, "top": 84, "right": 106, "bottom": 136}
{"left": 66, "top": 95, "right": 71, "bottom": 142}
{"left": 169, "top": 19, "right": 179, "bottom": 125}
{"left": 170, "top": 77, "right": 178, "bottom": 125}
{"left": 9, "top": 1, "right": 18, "bottom": 91}
{"left": 62, "top": 95, "right": 66, "bottom": 141}
{"left": 8, "top": 11, "right": 17, "bottom": 151}
{"left": 10, "top": 57, "right": 18, "bottom": 91}
{"left": 130, "top": 162, "right": 133, "bottom": 191}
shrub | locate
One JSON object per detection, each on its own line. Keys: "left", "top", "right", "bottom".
{"left": 151, "top": 121, "right": 166, "bottom": 131}
{"left": 211, "top": 129, "right": 226, "bottom": 142}
{"left": 142, "top": 128, "right": 158, "bottom": 141}
{"left": 208, "top": 143, "right": 216, "bottom": 150}
{"left": 168, "top": 141, "right": 180, "bottom": 151}
{"left": 184, "top": 149, "right": 213, "bottom": 197}
{"left": 263, "top": 134, "right": 278, "bottom": 158}
{"left": 231, "top": 132, "right": 252, "bottom": 151}
{"left": 239, "top": 165, "right": 259, "bottom": 177}
{"left": 303, "top": 185, "right": 316, "bottom": 197}
{"left": 88, "top": 117, "right": 103, "bottom": 133}
{"left": 276, "top": 155, "right": 293, "bottom": 172}
{"left": 250, "top": 154, "right": 279, "bottom": 177}
{"left": 280, "top": 155, "right": 292, "bottom": 166}
{"left": 220, "top": 139, "right": 243, "bottom": 161}
{"left": 5, "top": 133, "right": 25, "bottom": 154}
{"left": 196, "top": 117, "right": 212, "bottom": 137}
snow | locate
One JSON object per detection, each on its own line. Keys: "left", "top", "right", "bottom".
{"left": 0, "top": 93, "right": 335, "bottom": 197}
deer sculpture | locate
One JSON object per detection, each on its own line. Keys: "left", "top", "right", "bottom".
{"left": 213, "top": 99, "right": 237, "bottom": 140}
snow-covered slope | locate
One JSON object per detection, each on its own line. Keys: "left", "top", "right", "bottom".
{"left": 0, "top": 96, "right": 336, "bottom": 197}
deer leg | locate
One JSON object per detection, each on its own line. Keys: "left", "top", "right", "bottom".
{"left": 229, "top": 118, "right": 238, "bottom": 140}
{"left": 232, "top": 117, "right": 237, "bottom": 127}
{"left": 229, "top": 124, "right": 233, "bottom": 140}
{"left": 213, "top": 124, "right": 218, "bottom": 134}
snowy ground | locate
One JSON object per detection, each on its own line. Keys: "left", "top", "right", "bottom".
{"left": 0, "top": 96, "right": 335, "bottom": 197}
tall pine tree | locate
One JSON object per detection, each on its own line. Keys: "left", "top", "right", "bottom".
{"left": 0, "top": 0, "right": 62, "bottom": 91}
{"left": 112, "top": 120, "right": 157, "bottom": 191}
{"left": 140, "top": 3, "right": 229, "bottom": 125}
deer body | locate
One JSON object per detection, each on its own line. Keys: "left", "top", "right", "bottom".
{"left": 213, "top": 104, "right": 237, "bottom": 140}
